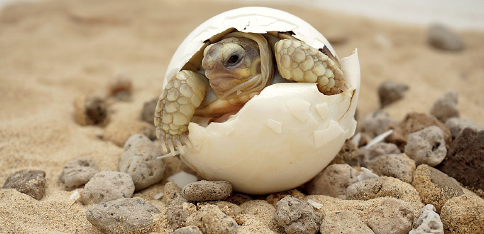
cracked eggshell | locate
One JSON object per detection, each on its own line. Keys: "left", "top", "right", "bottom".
{"left": 164, "top": 7, "right": 360, "bottom": 195}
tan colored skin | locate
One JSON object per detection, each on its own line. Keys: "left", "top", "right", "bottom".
{"left": 155, "top": 32, "right": 348, "bottom": 156}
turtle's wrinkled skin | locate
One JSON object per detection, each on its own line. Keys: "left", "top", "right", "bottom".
{"left": 155, "top": 31, "right": 348, "bottom": 156}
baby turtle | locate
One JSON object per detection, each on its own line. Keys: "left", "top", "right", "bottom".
{"left": 155, "top": 31, "right": 349, "bottom": 156}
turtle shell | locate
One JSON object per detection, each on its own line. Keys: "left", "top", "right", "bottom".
{"left": 161, "top": 7, "right": 360, "bottom": 194}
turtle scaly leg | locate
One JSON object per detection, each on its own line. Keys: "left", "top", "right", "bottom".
{"left": 274, "top": 39, "right": 349, "bottom": 95}
{"left": 154, "top": 70, "right": 208, "bottom": 156}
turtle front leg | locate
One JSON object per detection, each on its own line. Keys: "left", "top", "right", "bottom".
{"left": 154, "top": 70, "right": 208, "bottom": 156}
{"left": 274, "top": 39, "right": 349, "bottom": 95}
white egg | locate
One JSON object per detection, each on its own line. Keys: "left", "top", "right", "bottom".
{"left": 162, "top": 7, "right": 360, "bottom": 194}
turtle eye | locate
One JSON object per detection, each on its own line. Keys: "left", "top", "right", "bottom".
{"left": 227, "top": 54, "right": 240, "bottom": 65}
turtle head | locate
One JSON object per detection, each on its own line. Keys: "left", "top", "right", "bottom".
{"left": 202, "top": 37, "right": 261, "bottom": 98}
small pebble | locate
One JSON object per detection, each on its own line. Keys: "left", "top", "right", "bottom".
{"left": 306, "top": 164, "right": 359, "bottom": 199}
{"left": 412, "top": 164, "right": 464, "bottom": 213}
{"left": 346, "top": 177, "right": 424, "bottom": 217}
{"left": 437, "top": 128, "right": 484, "bottom": 191}
{"left": 162, "top": 181, "right": 187, "bottom": 207}
{"left": 167, "top": 206, "right": 190, "bottom": 230}
{"left": 58, "top": 157, "right": 98, "bottom": 191}
{"left": 360, "top": 110, "right": 395, "bottom": 138}
{"left": 430, "top": 90, "right": 459, "bottom": 123}
{"left": 409, "top": 204, "right": 444, "bottom": 234}
{"left": 274, "top": 196, "right": 322, "bottom": 234}
{"left": 329, "top": 140, "right": 359, "bottom": 166}
{"left": 377, "top": 80, "right": 409, "bottom": 107}
{"left": 359, "top": 142, "right": 401, "bottom": 167}
{"left": 81, "top": 171, "right": 135, "bottom": 205}
{"left": 2, "top": 169, "right": 46, "bottom": 200}
{"left": 173, "top": 226, "right": 203, "bottom": 234}
{"left": 103, "top": 120, "right": 156, "bottom": 147}
{"left": 445, "top": 117, "right": 484, "bottom": 140}
{"left": 440, "top": 193, "right": 484, "bottom": 234}
{"left": 73, "top": 95, "right": 109, "bottom": 126}
{"left": 386, "top": 112, "right": 451, "bottom": 151}
{"left": 140, "top": 97, "right": 158, "bottom": 124}
{"left": 118, "top": 134, "right": 165, "bottom": 191}
{"left": 186, "top": 204, "right": 238, "bottom": 234}
{"left": 86, "top": 198, "right": 160, "bottom": 234}
{"left": 182, "top": 180, "right": 232, "bottom": 202}
{"left": 428, "top": 24, "right": 464, "bottom": 51}
{"left": 364, "top": 153, "right": 416, "bottom": 183}
{"left": 108, "top": 73, "right": 132, "bottom": 101}
{"left": 404, "top": 126, "right": 447, "bottom": 166}
{"left": 320, "top": 211, "right": 374, "bottom": 234}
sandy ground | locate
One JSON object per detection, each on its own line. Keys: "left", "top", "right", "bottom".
{"left": 0, "top": 0, "right": 483, "bottom": 232}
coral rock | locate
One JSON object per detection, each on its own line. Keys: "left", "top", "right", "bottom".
{"left": 274, "top": 196, "right": 322, "bottom": 234}
{"left": 359, "top": 142, "right": 401, "bottom": 167}
{"left": 404, "top": 126, "right": 447, "bottom": 166}
{"left": 162, "top": 181, "right": 187, "bottom": 207}
{"left": 306, "top": 164, "right": 359, "bottom": 199}
{"left": 445, "top": 117, "right": 484, "bottom": 140}
{"left": 320, "top": 211, "right": 374, "bottom": 234}
{"left": 329, "top": 140, "right": 360, "bottom": 166}
{"left": 437, "top": 128, "right": 484, "bottom": 191}
{"left": 428, "top": 24, "right": 464, "bottom": 51}
{"left": 58, "top": 157, "right": 98, "bottom": 191}
{"left": 186, "top": 204, "right": 238, "bottom": 234}
{"left": 73, "top": 95, "right": 109, "bottom": 126}
{"left": 140, "top": 97, "right": 158, "bottom": 124}
{"left": 409, "top": 204, "right": 444, "bottom": 234}
{"left": 118, "top": 134, "right": 165, "bottom": 191}
{"left": 412, "top": 165, "right": 463, "bottom": 213}
{"left": 2, "top": 170, "right": 46, "bottom": 200}
{"left": 81, "top": 171, "right": 135, "bottom": 205}
{"left": 86, "top": 198, "right": 160, "bottom": 234}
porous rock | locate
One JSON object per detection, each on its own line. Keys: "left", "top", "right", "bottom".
{"left": 320, "top": 211, "right": 374, "bottom": 234}
{"left": 266, "top": 189, "right": 306, "bottom": 207}
{"left": 58, "top": 157, "right": 98, "bottom": 191}
{"left": 103, "top": 120, "right": 156, "bottom": 147}
{"left": 86, "top": 198, "right": 160, "bottom": 234}
{"left": 430, "top": 90, "right": 459, "bottom": 123}
{"left": 182, "top": 180, "right": 232, "bottom": 201}
{"left": 346, "top": 177, "right": 424, "bottom": 217}
{"left": 386, "top": 112, "right": 451, "bottom": 151}
{"left": 306, "top": 164, "right": 359, "bottom": 199}
{"left": 186, "top": 204, "right": 238, "bottom": 234}
{"left": 240, "top": 200, "right": 276, "bottom": 229}
{"left": 364, "top": 153, "right": 416, "bottom": 183}
{"left": 2, "top": 169, "right": 46, "bottom": 200}
{"left": 162, "top": 181, "right": 187, "bottom": 207}
{"left": 438, "top": 128, "right": 484, "bottom": 191}
{"left": 428, "top": 24, "right": 464, "bottom": 51}
{"left": 329, "top": 140, "right": 359, "bottom": 166}
{"left": 209, "top": 201, "right": 243, "bottom": 217}
{"left": 412, "top": 164, "right": 463, "bottom": 213}
{"left": 445, "top": 117, "right": 484, "bottom": 140}
{"left": 140, "top": 97, "right": 158, "bottom": 124}
{"left": 73, "top": 95, "right": 109, "bottom": 126}
{"left": 274, "top": 196, "right": 322, "bottom": 234}
{"left": 359, "top": 142, "right": 401, "bottom": 167}
{"left": 409, "top": 204, "right": 444, "bottom": 234}
{"left": 377, "top": 80, "right": 409, "bottom": 107}
{"left": 307, "top": 195, "right": 414, "bottom": 234}
{"left": 236, "top": 214, "right": 278, "bottom": 234}
{"left": 118, "top": 134, "right": 165, "bottom": 191}
{"left": 440, "top": 193, "right": 484, "bottom": 234}
{"left": 173, "top": 226, "right": 203, "bottom": 234}
{"left": 360, "top": 110, "right": 395, "bottom": 138}
{"left": 81, "top": 171, "right": 135, "bottom": 205}
{"left": 404, "top": 126, "right": 447, "bottom": 166}
{"left": 167, "top": 206, "right": 191, "bottom": 230}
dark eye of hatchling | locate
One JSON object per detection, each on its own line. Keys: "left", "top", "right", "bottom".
{"left": 227, "top": 54, "right": 239, "bottom": 65}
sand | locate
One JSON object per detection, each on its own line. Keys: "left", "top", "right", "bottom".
{"left": 0, "top": 0, "right": 483, "bottom": 232}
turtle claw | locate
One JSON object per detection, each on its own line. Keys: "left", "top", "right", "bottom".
{"left": 157, "top": 131, "right": 191, "bottom": 157}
